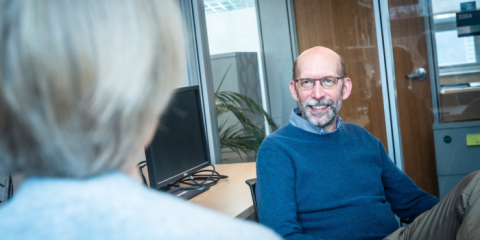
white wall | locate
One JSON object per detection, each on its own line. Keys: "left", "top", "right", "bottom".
{"left": 205, "top": 8, "right": 260, "bottom": 55}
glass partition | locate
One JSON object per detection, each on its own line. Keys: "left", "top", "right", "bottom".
{"left": 432, "top": 1, "right": 480, "bottom": 123}
{"left": 384, "top": 0, "right": 480, "bottom": 198}
{"left": 202, "top": 0, "right": 271, "bottom": 163}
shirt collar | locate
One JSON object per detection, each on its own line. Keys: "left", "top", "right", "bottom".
{"left": 289, "top": 108, "right": 342, "bottom": 135}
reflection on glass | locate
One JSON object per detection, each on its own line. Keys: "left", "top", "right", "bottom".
{"left": 432, "top": 1, "right": 480, "bottom": 122}
{"left": 203, "top": 0, "right": 271, "bottom": 163}
{"left": 429, "top": 0, "right": 480, "bottom": 198}
{"left": 435, "top": 31, "right": 475, "bottom": 66}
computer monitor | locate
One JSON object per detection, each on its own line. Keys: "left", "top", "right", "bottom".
{"left": 145, "top": 85, "right": 211, "bottom": 196}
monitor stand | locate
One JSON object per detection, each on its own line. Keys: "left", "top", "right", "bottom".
{"left": 166, "top": 186, "right": 210, "bottom": 200}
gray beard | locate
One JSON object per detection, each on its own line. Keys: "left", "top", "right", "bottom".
{"left": 299, "top": 98, "right": 342, "bottom": 128}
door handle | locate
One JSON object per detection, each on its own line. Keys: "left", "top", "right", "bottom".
{"left": 406, "top": 68, "right": 427, "bottom": 80}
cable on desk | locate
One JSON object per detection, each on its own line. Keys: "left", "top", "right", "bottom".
{"left": 136, "top": 162, "right": 228, "bottom": 190}
{"left": 169, "top": 164, "right": 228, "bottom": 189}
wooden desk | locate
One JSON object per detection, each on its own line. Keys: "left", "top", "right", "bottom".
{"left": 189, "top": 162, "right": 256, "bottom": 219}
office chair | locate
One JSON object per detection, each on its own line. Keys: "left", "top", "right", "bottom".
{"left": 245, "top": 178, "right": 259, "bottom": 222}
{"left": 245, "top": 178, "right": 410, "bottom": 227}
{"left": 0, "top": 175, "right": 14, "bottom": 206}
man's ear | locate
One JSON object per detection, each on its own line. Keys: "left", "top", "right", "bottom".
{"left": 289, "top": 80, "right": 299, "bottom": 101}
{"left": 342, "top": 77, "right": 353, "bottom": 100}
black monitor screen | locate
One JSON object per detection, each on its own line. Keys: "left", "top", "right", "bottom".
{"left": 145, "top": 86, "right": 210, "bottom": 190}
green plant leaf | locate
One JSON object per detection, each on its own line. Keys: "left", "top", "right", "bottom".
{"left": 215, "top": 67, "right": 279, "bottom": 161}
{"left": 216, "top": 91, "right": 278, "bottom": 132}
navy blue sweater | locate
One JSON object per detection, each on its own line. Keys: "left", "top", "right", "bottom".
{"left": 256, "top": 123, "right": 439, "bottom": 240}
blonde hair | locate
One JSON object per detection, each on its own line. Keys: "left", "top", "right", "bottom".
{"left": 0, "top": 0, "right": 185, "bottom": 177}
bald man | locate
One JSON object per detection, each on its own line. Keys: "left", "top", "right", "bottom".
{"left": 255, "top": 47, "right": 480, "bottom": 240}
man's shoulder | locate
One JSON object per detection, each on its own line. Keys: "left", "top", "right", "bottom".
{"left": 341, "top": 122, "right": 374, "bottom": 135}
{"left": 257, "top": 124, "right": 298, "bottom": 160}
{"left": 263, "top": 124, "right": 295, "bottom": 141}
{"left": 341, "top": 122, "right": 367, "bottom": 131}
{"left": 0, "top": 175, "right": 281, "bottom": 240}
{"left": 340, "top": 122, "right": 381, "bottom": 143}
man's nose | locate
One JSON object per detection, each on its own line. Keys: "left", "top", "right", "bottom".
{"left": 311, "top": 80, "right": 326, "bottom": 99}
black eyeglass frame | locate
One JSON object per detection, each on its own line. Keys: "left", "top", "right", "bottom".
{"left": 294, "top": 76, "right": 346, "bottom": 90}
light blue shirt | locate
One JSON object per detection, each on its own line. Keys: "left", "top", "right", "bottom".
{"left": 289, "top": 107, "right": 343, "bottom": 135}
{"left": 0, "top": 172, "right": 281, "bottom": 240}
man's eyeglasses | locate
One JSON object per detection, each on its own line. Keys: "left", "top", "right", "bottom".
{"left": 294, "top": 76, "right": 345, "bottom": 90}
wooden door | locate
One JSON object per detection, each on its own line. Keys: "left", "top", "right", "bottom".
{"left": 388, "top": 0, "right": 439, "bottom": 197}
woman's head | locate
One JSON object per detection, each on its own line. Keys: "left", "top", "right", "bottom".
{"left": 0, "top": 0, "right": 184, "bottom": 177}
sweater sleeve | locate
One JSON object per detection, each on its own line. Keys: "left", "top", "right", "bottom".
{"left": 256, "top": 138, "right": 317, "bottom": 240}
{"left": 378, "top": 141, "right": 439, "bottom": 221}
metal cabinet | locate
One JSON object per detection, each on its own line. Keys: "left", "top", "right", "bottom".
{"left": 433, "top": 121, "right": 480, "bottom": 198}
